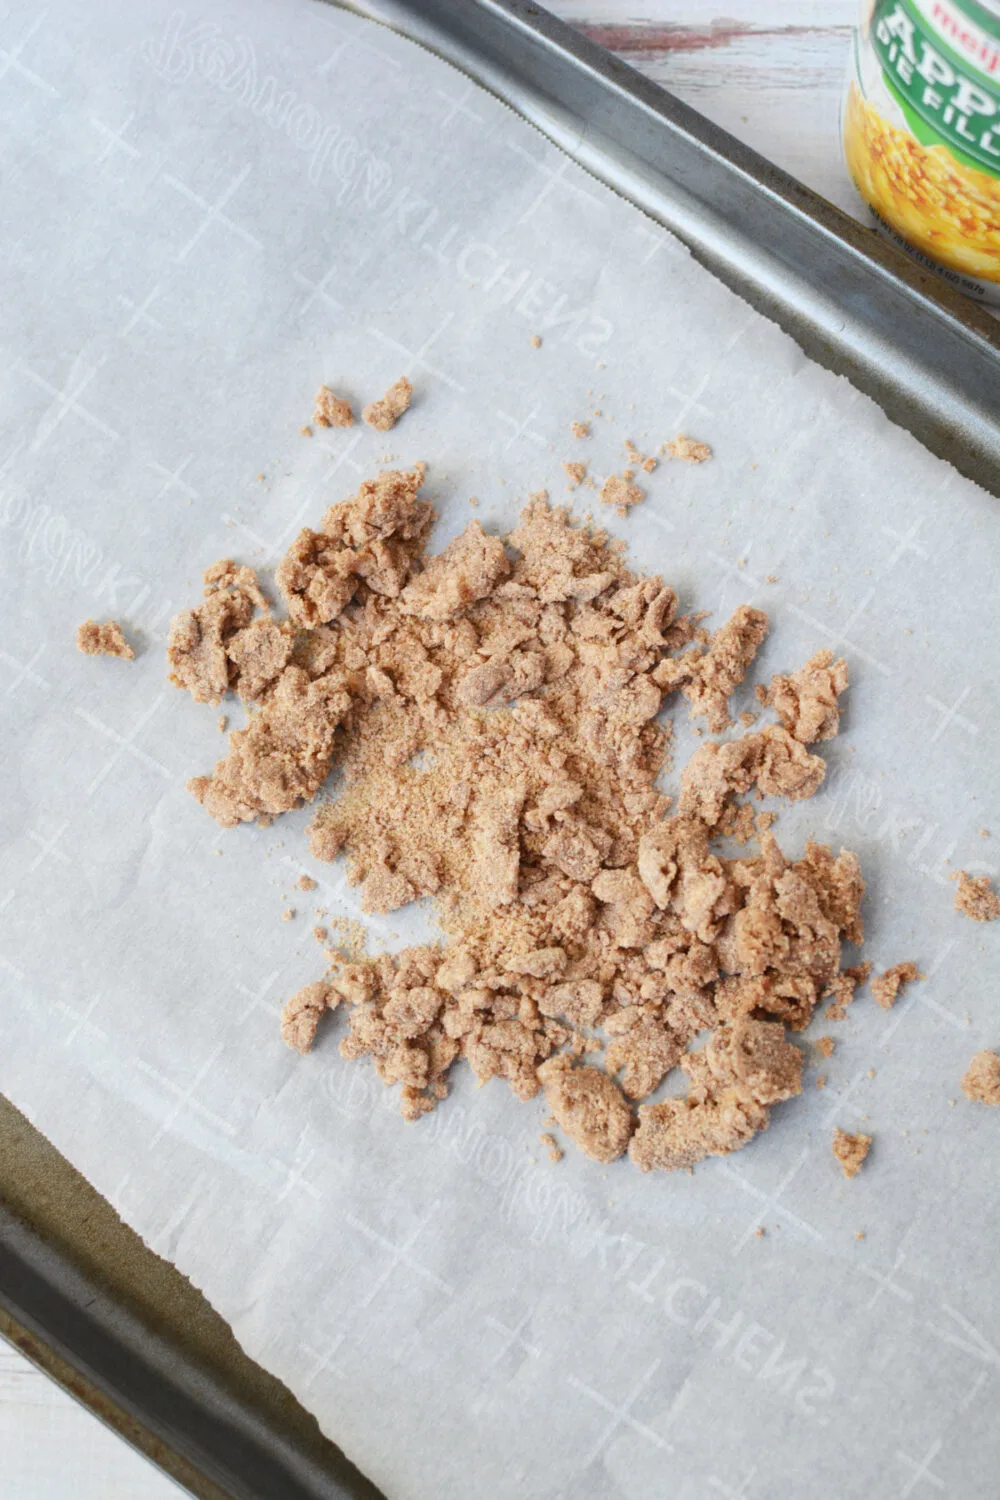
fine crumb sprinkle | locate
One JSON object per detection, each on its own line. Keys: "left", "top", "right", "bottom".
{"left": 563, "top": 461, "right": 587, "bottom": 490}
{"left": 954, "top": 870, "right": 1000, "bottom": 922}
{"left": 961, "top": 1049, "right": 1000, "bottom": 1105}
{"left": 871, "top": 961, "right": 919, "bottom": 1010}
{"left": 363, "top": 376, "right": 412, "bottom": 432}
{"left": 815, "top": 1036, "right": 835, "bottom": 1058}
{"left": 600, "top": 472, "right": 644, "bottom": 515}
{"left": 832, "top": 1127, "right": 871, "bottom": 1178}
{"left": 314, "top": 386, "right": 353, "bottom": 429}
{"left": 529, "top": 334, "right": 542, "bottom": 349}
{"left": 625, "top": 440, "right": 657, "bottom": 474}
{"left": 282, "top": 908, "right": 295, "bottom": 922}
{"left": 664, "top": 434, "right": 712, "bottom": 464}
{"left": 539, "top": 1131, "right": 562, "bottom": 1162}
{"left": 76, "top": 619, "right": 134, "bottom": 660}
{"left": 570, "top": 421, "right": 590, "bottom": 439}
{"left": 297, "top": 874, "right": 317, "bottom": 892}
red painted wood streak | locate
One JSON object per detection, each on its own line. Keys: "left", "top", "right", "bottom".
{"left": 577, "top": 22, "right": 835, "bottom": 55}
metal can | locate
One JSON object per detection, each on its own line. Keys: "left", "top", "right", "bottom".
{"left": 843, "top": 0, "right": 1000, "bottom": 301}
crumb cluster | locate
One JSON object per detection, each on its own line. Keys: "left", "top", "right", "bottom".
{"left": 954, "top": 871, "right": 1000, "bottom": 923}
{"left": 832, "top": 1127, "right": 871, "bottom": 1178}
{"left": 168, "top": 463, "right": 874, "bottom": 1173}
{"left": 76, "top": 619, "right": 134, "bottom": 660}
{"left": 961, "top": 1049, "right": 1000, "bottom": 1105}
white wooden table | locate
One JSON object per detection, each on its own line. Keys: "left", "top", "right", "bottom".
{"left": 0, "top": 2, "right": 859, "bottom": 1495}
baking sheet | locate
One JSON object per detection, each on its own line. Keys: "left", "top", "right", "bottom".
{"left": 1, "top": 1, "right": 998, "bottom": 1496}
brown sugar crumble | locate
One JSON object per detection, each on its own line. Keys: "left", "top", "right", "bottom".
{"left": 563, "top": 461, "right": 587, "bottom": 490}
{"left": 539, "top": 1131, "right": 563, "bottom": 1162}
{"left": 815, "top": 1036, "right": 835, "bottom": 1058}
{"left": 832, "top": 1127, "right": 871, "bottom": 1178}
{"left": 313, "top": 386, "right": 354, "bottom": 429}
{"left": 363, "top": 376, "right": 412, "bottom": 432}
{"left": 570, "top": 422, "right": 590, "bottom": 439}
{"left": 954, "top": 871, "right": 1000, "bottom": 922}
{"left": 824, "top": 960, "right": 871, "bottom": 1021}
{"left": 871, "top": 961, "right": 919, "bottom": 1010}
{"left": 961, "top": 1049, "right": 1000, "bottom": 1105}
{"left": 297, "top": 874, "right": 317, "bottom": 892}
{"left": 664, "top": 435, "right": 712, "bottom": 464}
{"left": 76, "top": 619, "right": 134, "bottom": 660}
{"left": 600, "top": 473, "right": 644, "bottom": 515}
{"left": 170, "top": 460, "right": 870, "bottom": 1171}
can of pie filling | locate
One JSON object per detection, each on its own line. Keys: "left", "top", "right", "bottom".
{"left": 843, "top": 0, "right": 1000, "bottom": 301}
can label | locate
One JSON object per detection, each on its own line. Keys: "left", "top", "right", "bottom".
{"left": 844, "top": 0, "right": 1000, "bottom": 299}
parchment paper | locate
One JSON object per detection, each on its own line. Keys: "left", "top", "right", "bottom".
{"left": 1, "top": 1, "right": 998, "bottom": 1495}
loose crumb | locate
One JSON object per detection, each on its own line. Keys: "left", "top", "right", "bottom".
{"left": 282, "top": 908, "right": 295, "bottom": 922}
{"left": 76, "top": 619, "right": 134, "bottom": 660}
{"left": 363, "top": 376, "right": 412, "bottom": 432}
{"left": 961, "top": 1049, "right": 1000, "bottom": 1105}
{"left": 871, "top": 961, "right": 919, "bottom": 1010}
{"left": 563, "top": 461, "right": 587, "bottom": 490}
{"left": 570, "top": 421, "right": 590, "bottom": 439}
{"left": 954, "top": 870, "right": 1000, "bottom": 923}
{"left": 600, "top": 472, "right": 644, "bottom": 515}
{"left": 217, "top": 715, "right": 228, "bottom": 733}
{"left": 816, "top": 1075, "right": 827, "bottom": 1089}
{"left": 539, "top": 1131, "right": 562, "bottom": 1162}
{"left": 664, "top": 435, "right": 712, "bottom": 464}
{"left": 297, "top": 874, "right": 317, "bottom": 892}
{"left": 832, "top": 1128, "right": 871, "bottom": 1178}
{"left": 313, "top": 925, "right": 328, "bottom": 943}
{"left": 300, "top": 425, "right": 313, "bottom": 437}
{"left": 313, "top": 386, "right": 353, "bottom": 429}
{"left": 625, "top": 440, "right": 657, "bottom": 474}
{"left": 815, "top": 1036, "right": 835, "bottom": 1058}
{"left": 754, "top": 1226, "right": 765, "bottom": 1238}
{"left": 529, "top": 334, "right": 542, "bottom": 349}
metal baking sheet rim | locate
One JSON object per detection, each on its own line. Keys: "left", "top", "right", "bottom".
{"left": 2, "top": 5, "right": 998, "bottom": 1500}
{"left": 342, "top": 0, "right": 1000, "bottom": 495}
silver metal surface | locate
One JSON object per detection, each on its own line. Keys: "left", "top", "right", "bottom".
{"left": 347, "top": 0, "right": 1000, "bottom": 494}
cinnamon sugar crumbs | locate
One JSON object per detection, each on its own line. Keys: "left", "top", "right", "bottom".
{"left": 539, "top": 1131, "right": 563, "bottom": 1162}
{"left": 954, "top": 871, "right": 1000, "bottom": 922}
{"left": 961, "top": 1049, "right": 1000, "bottom": 1105}
{"left": 871, "top": 961, "right": 919, "bottom": 1010}
{"left": 570, "top": 422, "right": 590, "bottom": 439}
{"left": 313, "top": 387, "right": 353, "bottom": 429}
{"left": 363, "top": 376, "right": 412, "bottom": 432}
{"left": 563, "top": 461, "right": 587, "bottom": 490}
{"left": 825, "top": 961, "right": 871, "bottom": 1021}
{"left": 170, "top": 460, "right": 872, "bottom": 1172}
{"left": 313, "top": 925, "right": 328, "bottom": 943}
{"left": 664, "top": 435, "right": 712, "bottom": 464}
{"left": 625, "top": 440, "right": 657, "bottom": 474}
{"left": 832, "top": 1127, "right": 871, "bottom": 1178}
{"left": 600, "top": 473, "right": 644, "bottom": 515}
{"left": 76, "top": 619, "right": 134, "bottom": 660}
{"left": 297, "top": 874, "right": 317, "bottom": 892}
